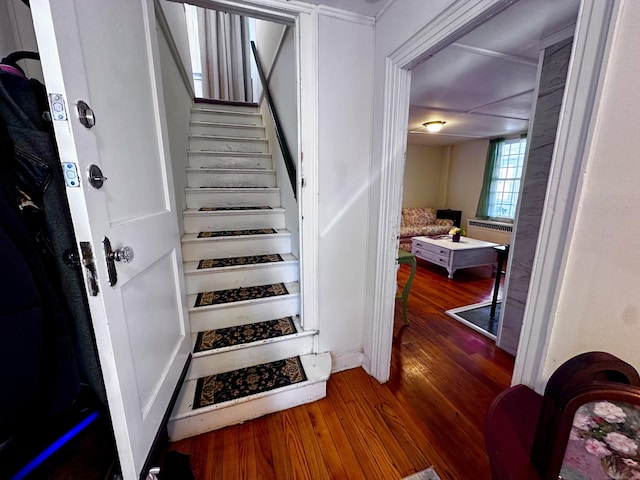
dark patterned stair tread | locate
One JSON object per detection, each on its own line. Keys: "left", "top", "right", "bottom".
{"left": 194, "top": 283, "right": 289, "bottom": 307}
{"left": 193, "top": 356, "right": 307, "bottom": 409}
{"left": 198, "top": 206, "right": 272, "bottom": 211}
{"left": 193, "top": 317, "right": 297, "bottom": 353}
{"left": 197, "top": 254, "right": 284, "bottom": 269}
{"left": 197, "top": 228, "right": 276, "bottom": 238}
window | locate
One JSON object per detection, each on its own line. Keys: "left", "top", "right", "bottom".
{"left": 476, "top": 137, "right": 527, "bottom": 221}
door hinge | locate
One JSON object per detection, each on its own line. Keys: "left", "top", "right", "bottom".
{"left": 79, "top": 241, "right": 99, "bottom": 296}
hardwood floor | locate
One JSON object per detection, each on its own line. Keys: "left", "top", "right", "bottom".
{"left": 163, "top": 259, "right": 514, "bottom": 479}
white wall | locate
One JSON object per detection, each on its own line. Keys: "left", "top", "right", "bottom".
{"left": 317, "top": 11, "right": 374, "bottom": 370}
{"left": 255, "top": 20, "right": 287, "bottom": 74}
{"left": 540, "top": 0, "right": 640, "bottom": 380}
{"left": 157, "top": 4, "right": 193, "bottom": 235}
{"left": 0, "top": 2, "right": 18, "bottom": 55}
{"left": 402, "top": 144, "right": 445, "bottom": 208}
{"left": 0, "top": 0, "right": 43, "bottom": 81}
{"left": 255, "top": 20, "right": 299, "bottom": 257}
{"left": 156, "top": 2, "right": 194, "bottom": 235}
{"left": 447, "top": 139, "right": 488, "bottom": 228}
{"left": 159, "top": 1, "right": 194, "bottom": 78}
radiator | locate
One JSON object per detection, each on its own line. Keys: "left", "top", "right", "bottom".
{"left": 466, "top": 219, "right": 512, "bottom": 245}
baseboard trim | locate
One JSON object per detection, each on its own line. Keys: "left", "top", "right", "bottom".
{"left": 331, "top": 349, "right": 364, "bottom": 373}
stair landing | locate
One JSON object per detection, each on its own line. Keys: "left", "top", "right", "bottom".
{"left": 168, "top": 352, "right": 331, "bottom": 441}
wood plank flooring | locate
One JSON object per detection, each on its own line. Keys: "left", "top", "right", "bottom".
{"left": 162, "top": 259, "right": 514, "bottom": 479}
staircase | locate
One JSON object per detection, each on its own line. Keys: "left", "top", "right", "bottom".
{"left": 167, "top": 102, "right": 331, "bottom": 441}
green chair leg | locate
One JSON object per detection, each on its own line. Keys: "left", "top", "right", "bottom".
{"left": 396, "top": 250, "right": 417, "bottom": 325}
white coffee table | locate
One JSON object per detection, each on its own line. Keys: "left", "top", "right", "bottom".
{"left": 411, "top": 235, "right": 499, "bottom": 279}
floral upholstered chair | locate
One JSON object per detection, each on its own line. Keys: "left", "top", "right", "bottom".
{"left": 548, "top": 387, "right": 640, "bottom": 480}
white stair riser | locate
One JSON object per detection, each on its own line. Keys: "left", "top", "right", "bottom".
{"left": 182, "top": 236, "right": 291, "bottom": 262}
{"left": 185, "top": 190, "right": 280, "bottom": 209}
{"left": 189, "top": 137, "right": 269, "bottom": 153}
{"left": 187, "top": 171, "right": 276, "bottom": 188}
{"left": 187, "top": 336, "right": 314, "bottom": 380}
{"left": 191, "top": 111, "right": 262, "bottom": 125}
{"left": 168, "top": 103, "right": 327, "bottom": 441}
{"left": 188, "top": 153, "right": 272, "bottom": 170}
{"left": 189, "top": 295, "right": 300, "bottom": 332}
{"left": 190, "top": 123, "right": 265, "bottom": 138}
{"left": 192, "top": 104, "right": 259, "bottom": 115}
{"left": 167, "top": 381, "right": 326, "bottom": 441}
{"left": 184, "top": 211, "right": 285, "bottom": 233}
{"left": 185, "top": 262, "right": 299, "bottom": 294}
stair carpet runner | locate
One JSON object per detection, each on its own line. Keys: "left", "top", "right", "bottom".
{"left": 167, "top": 102, "right": 329, "bottom": 441}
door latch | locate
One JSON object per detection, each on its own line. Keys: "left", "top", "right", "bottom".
{"left": 79, "top": 242, "right": 99, "bottom": 296}
{"left": 48, "top": 93, "right": 68, "bottom": 121}
{"left": 103, "top": 236, "right": 134, "bottom": 287}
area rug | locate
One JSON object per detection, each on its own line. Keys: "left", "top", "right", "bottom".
{"left": 194, "top": 283, "right": 289, "bottom": 307}
{"left": 197, "top": 254, "right": 283, "bottom": 269}
{"left": 445, "top": 301, "right": 501, "bottom": 340}
{"left": 193, "top": 317, "right": 296, "bottom": 353}
{"left": 402, "top": 467, "right": 442, "bottom": 479}
{"left": 198, "top": 206, "right": 272, "bottom": 211}
{"left": 197, "top": 228, "right": 276, "bottom": 238}
{"left": 193, "top": 356, "right": 307, "bottom": 408}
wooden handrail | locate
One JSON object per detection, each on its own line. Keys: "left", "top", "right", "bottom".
{"left": 250, "top": 40, "right": 297, "bottom": 200}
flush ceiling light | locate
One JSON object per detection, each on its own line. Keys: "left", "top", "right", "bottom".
{"left": 423, "top": 121, "right": 446, "bottom": 133}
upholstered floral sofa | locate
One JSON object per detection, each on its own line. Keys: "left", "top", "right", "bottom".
{"left": 399, "top": 207, "right": 454, "bottom": 251}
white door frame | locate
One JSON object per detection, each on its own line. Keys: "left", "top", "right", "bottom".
{"left": 171, "top": 0, "right": 320, "bottom": 334}
{"left": 366, "top": 0, "right": 617, "bottom": 386}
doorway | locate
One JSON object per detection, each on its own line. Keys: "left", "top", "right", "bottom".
{"left": 367, "top": 0, "right": 616, "bottom": 387}
{"left": 399, "top": 0, "right": 579, "bottom": 351}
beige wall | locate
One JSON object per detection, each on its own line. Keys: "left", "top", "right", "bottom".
{"left": 446, "top": 139, "right": 488, "bottom": 227}
{"left": 402, "top": 144, "right": 444, "bottom": 208}
{"left": 402, "top": 139, "right": 487, "bottom": 225}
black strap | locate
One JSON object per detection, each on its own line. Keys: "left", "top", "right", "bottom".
{"left": 1, "top": 51, "right": 40, "bottom": 66}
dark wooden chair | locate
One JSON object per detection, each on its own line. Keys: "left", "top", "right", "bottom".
{"left": 485, "top": 351, "right": 640, "bottom": 480}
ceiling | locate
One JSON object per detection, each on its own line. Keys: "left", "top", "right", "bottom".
{"left": 407, "top": 0, "right": 580, "bottom": 146}
{"left": 306, "top": 0, "right": 580, "bottom": 147}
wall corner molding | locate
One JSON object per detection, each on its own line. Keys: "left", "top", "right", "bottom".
{"left": 317, "top": 5, "right": 375, "bottom": 26}
{"left": 374, "top": 0, "right": 397, "bottom": 22}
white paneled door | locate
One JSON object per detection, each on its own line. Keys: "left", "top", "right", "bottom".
{"left": 30, "top": 1, "right": 190, "bottom": 478}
